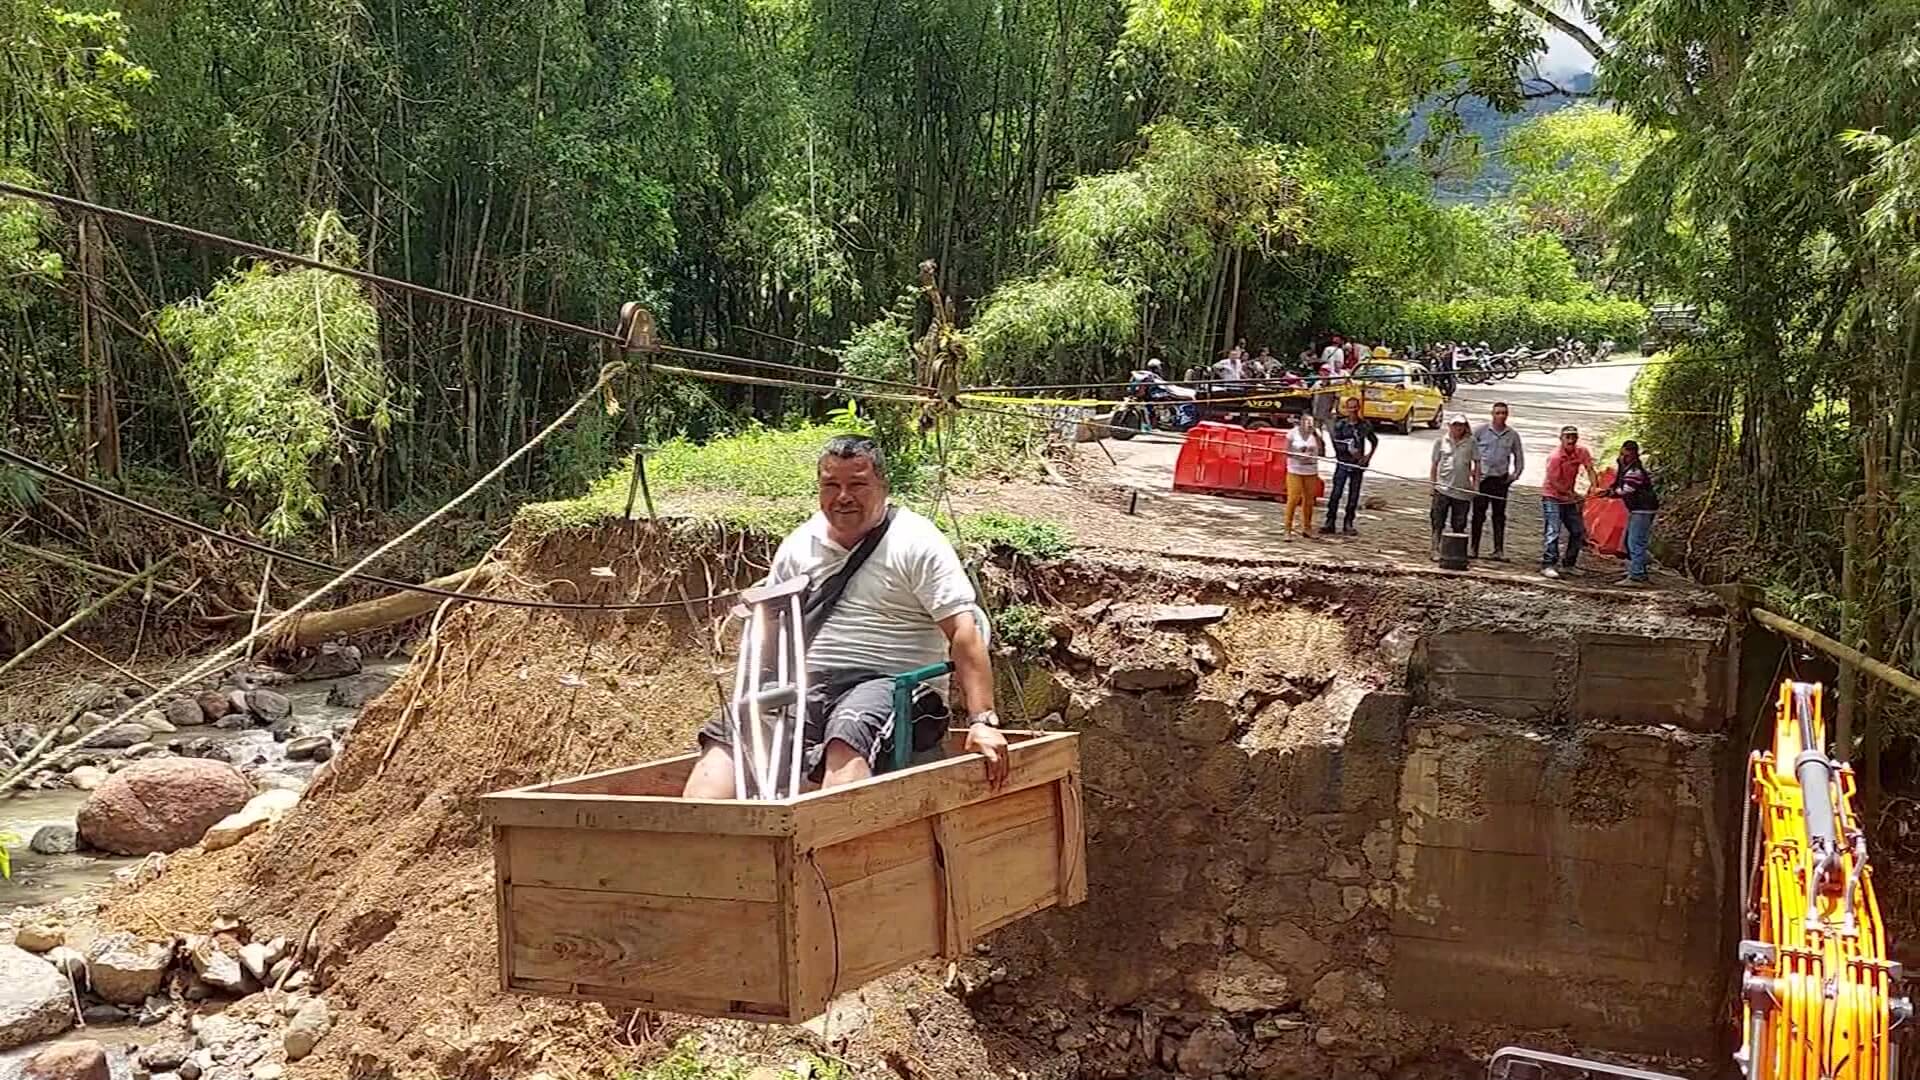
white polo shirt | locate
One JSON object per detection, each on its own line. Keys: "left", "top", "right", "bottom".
{"left": 767, "top": 506, "right": 984, "bottom": 678}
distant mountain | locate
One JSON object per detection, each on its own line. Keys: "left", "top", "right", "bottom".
{"left": 1400, "top": 70, "right": 1598, "bottom": 203}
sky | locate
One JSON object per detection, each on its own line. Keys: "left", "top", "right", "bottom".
{"left": 1536, "top": 9, "right": 1602, "bottom": 77}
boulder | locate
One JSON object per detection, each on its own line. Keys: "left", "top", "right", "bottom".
{"left": 76, "top": 711, "right": 112, "bottom": 733}
{"left": 245, "top": 689, "right": 291, "bottom": 720}
{"left": 298, "top": 643, "right": 362, "bottom": 679}
{"left": 80, "top": 1003, "right": 127, "bottom": 1024}
{"left": 44, "top": 946, "right": 88, "bottom": 982}
{"left": 22, "top": 1040, "right": 108, "bottom": 1080}
{"left": 139, "top": 1044, "right": 190, "bottom": 1071}
{"left": 226, "top": 689, "right": 252, "bottom": 717}
{"left": 166, "top": 697, "right": 208, "bottom": 729}
{"left": 88, "top": 935, "right": 171, "bottom": 1005}
{"left": 77, "top": 758, "right": 251, "bottom": 855}
{"left": 196, "top": 691, "right": 233, "bottom": 723}
{"left": 142, "top": 709, "right": 177, "bottom": 734}
{"left": 267, "top": 719, "right": 294, "bottom": 742}
{"left": 171, "top": 738, "right": 233, "bottom": 764}
{"left": 284, "top": 736, "right": 332, "bottom": 763}
{"left": 14, "top": 923, "right": 64, "bottom": 953}
{"left": 188, "top": 938, "right": 253, "bottom": 995}
{"left": 283, "top": 997, "right": 331, "bottom": 1060}
{"left": 1175, "top": 1023, "right": 1243, "bottom": 1076}
{"left": 202, "top": 789, "right": 301, "bottom": 852}
{"left": 66, "top": 765, "right": 107, "bottom": 791}
{"left": 325, "top": 671, "right": 395, "bottom": 708}
{"left": 29, "top": 823, "right": 78, "bottom": 855}
{"left": 0, "top": 944, "right": 74, "bottom": 1049}
{"left": 124, "top": 742, "right": 170, "bottom": 760}
{"left": 91, "top": 722, "right": 152, "bottom": 749}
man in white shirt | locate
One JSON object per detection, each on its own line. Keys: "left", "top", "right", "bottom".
{"left": 1319, "top": 335, "right": 1347, "bottom": 378}
{"left": 683, "top": 436, "right": 1009, "bottom": 796}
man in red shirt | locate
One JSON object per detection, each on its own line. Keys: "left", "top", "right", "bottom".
{"left": 1540, "top": 424, "right": 1600, "bottom": 579}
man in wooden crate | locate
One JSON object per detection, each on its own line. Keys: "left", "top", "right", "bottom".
{"left": 681, "top": 435, "right": 1010, "bottom": 798}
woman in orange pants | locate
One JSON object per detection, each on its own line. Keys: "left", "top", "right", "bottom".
{"left": 1284, "top": 416, "right": 1325, "bottom": 538}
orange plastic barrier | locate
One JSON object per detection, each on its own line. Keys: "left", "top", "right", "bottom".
{"left": 1173, "top": 421, "right": 1319, "bottom": 502}
{"left": 1583, "top": 467, "right": 1627, "bottom": 556}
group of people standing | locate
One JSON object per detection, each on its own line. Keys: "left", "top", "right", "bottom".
{"left": 1425, "top": 403, "right": 1660, "bottom": 587}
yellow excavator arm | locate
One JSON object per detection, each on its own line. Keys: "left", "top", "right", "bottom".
{"left": 1738, "top": 681, "right": 1909, "bottom": 1080}
{"left": 1491, "top": 680, "right": 1909, "bottom": 1080}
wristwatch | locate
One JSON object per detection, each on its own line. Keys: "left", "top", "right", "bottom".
{"left": 969, "top": 710, "right": 1002, "bottom": 730}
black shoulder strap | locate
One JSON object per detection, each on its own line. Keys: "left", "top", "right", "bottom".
{"left": 801, "top": 506, "right": 896, "bottom": 646}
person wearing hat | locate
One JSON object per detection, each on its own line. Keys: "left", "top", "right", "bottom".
{"left": 1540, "top": 424, "right": 1600, "bottom": 578}
{"left": 1429, "top": 412, "right": 1480, "bottom": 559}
{"left": 1600, "top": 440, "right": 1659, "bottom": 586}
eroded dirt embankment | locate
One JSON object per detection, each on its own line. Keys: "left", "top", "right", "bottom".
{"left": 89, "top": 523, "right": 1739, "bottom": 1080}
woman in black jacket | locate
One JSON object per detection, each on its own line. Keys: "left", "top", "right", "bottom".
{"left": 1603, "top": 440, "right": 1659, "bottom": 586}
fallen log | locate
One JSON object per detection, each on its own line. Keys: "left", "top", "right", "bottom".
{"left": 271, "top": 563, "right": 500, "bottom": 647}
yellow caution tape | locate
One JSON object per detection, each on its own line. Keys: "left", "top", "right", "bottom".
{"left": 959, "top": 392, "right": 1120, "bottom": 409}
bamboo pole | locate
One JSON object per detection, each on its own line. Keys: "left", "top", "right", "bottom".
{"left": 0, "top": 590, "right": 158, "bottom": 690}
{"left": 0, "top": 552, "right": 180, "bottom": 683}
{"left": 0, "top": 538, "right": 190, "bottom": 596}
{"left": 1750, "top": 606, "right": 1920, "bottom": 703}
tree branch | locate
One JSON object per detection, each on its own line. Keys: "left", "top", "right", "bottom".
{"left": 1510, "top": 0, "right": 1608, "bottom": 62}
{"left": 1519, "top": 75, "right": 1595, "bottom": 100}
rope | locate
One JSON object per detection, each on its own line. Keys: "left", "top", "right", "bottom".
{"left": 0, "top": 181, "right": 928, "bottom": 396}
{"left": 0, "top": 446, "right": 742, "bottom": 613}
{"left": 0, "top": 363, "right": 625, "bottom": 796}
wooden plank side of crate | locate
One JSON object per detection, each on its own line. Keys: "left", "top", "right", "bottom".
{"left": 507, "top": 826, "right": 780, "bottom": 901}
{"left": 537, "top": 754, "right": 700, "bottom": 796}
{"left": 493, "top": 826, "right": 514, "bottom": 992}
{"left": 481, "top": 791, "right": 792, "bottom": 836}
{"left": 788, "top": 843, "right": 837, "bottom": 1019}
{"left": 826, "top": 856, "right": 945, "bottom": 990}
{"left": 508, "top": 885, "right": 786, "bottom": 1004}
{"left": 791, "top": 731, "right": 1078, "bottom": 851}
{"left": 962, "top": 811, "right": 1062, "bottom": 937}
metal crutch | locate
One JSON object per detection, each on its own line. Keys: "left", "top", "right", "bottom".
{"left": 727, "top": 577, "right": 811, "bottom": 800}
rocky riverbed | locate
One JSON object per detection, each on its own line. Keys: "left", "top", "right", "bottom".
{"left": 2, "top": 649, "right": 404, "bottom": 914}
{"left": 0, "top": 646, "right": 399, "bottom": 1080}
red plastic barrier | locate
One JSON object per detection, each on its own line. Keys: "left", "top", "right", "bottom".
{"left": 1583, "top": 467, "right": 1627, "bottom": 556}
{"left": 1173, "top": 422, "right": 1298, "bottom": 501}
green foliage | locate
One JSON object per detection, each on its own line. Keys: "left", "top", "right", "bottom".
{"left": 836, "top": 307, "right": 925, "bottom": 490}
{"left": 1, "top": 2, "right": 153, "bottom": 132}
{"left": 950, "top": 510, "right": 1069, "bottom": 561}
{"left": 1502, "top": 104, "right": 1652, "bottom": 272}
{"left": 0, "top": 169, "right": 62, "bottom": 309}
{"left": 158, "top": 211, "right": 394, "bottom": 536}
{"left": 618, "top": 1038, "right": 845, "bottom": 1080}
{"left": 970, "top": 273, "right": 1139, "bottom": 380}
{"left": 0, "top": 829, "right": 16, "bottom": 879}
{"left": 1339, "top": 296, "right": 1645, "bottom": 348}
{"left": 993, "top": 604, "right": 1052, "bottom": 655}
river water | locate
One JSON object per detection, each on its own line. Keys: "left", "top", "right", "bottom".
{"left": 0, "top": 662, "right": 403, "bottom": 915}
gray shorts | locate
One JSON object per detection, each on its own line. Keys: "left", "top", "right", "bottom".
{"left": 697, "top": 669, "right": 948, "bottom": 783}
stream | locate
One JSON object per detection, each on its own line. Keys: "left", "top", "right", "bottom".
{"left": 1, "top": 662, "right": 405, "bottom": 916}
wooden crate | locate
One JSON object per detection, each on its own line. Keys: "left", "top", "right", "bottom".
{"left": 480, "top": 729, "right": 1084, "bottom": 1023}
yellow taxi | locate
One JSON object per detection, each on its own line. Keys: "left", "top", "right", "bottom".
{"left": 1340, "top": 357, "right": 1447, "bottom": 434}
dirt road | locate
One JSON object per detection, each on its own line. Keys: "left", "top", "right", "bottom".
{"left": 962, "top": 358, "right": 1659, "bottom": 583}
